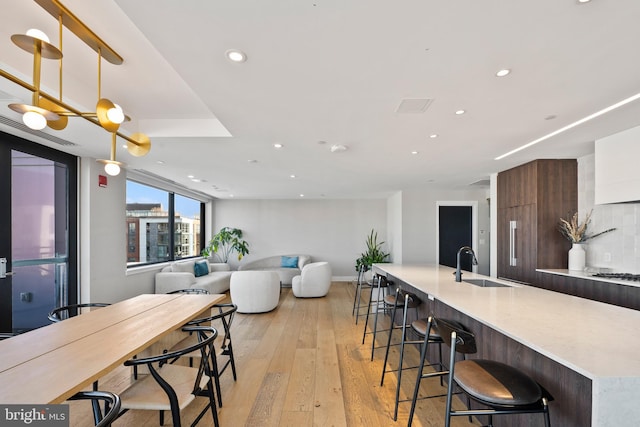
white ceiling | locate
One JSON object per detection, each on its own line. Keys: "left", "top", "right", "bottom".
{"left": 1, "top": 0, "right": 640, "bottom": 199}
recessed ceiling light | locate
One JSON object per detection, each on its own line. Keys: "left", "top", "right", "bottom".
{"left": 191, "top": 178, "right": 202, "bottom": 183}
{"left": 299, "top": 194, "right": 305, "bottom": 197}
{"left": 187, "top": 175, "right": 194, "bottom": 179}
{"left": 496, "top": 69, "right": 511, "bottom": 77}
{"left": 330, "top": 144, "right": 348, "bottom": 153}
{"left": 247, "top": 159, "right": 257, "bottom": 163}
{"left": 455, "top": 110, "right": 466, "bottom": 115}
{"left": 157, "top": 160, "right": 165, "bottom": 165}
{"left": 577, "top": 0, "right": 591, "bottom": 3}
{"left": 225, "top": 49, "right": 247, "bottom": 63}
{"left": 429, "top": 134, "right": 438, "bottom": 139}
{"left": 411, "top": 151, "right": 419, "bottom": 155}
{"left": 273, "top": 143, "right": 283, "bottom": 149}
{"left": 290, "top": 174, "right": 296, "bottom": 178}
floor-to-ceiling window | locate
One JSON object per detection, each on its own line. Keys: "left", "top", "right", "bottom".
{"left": 0, "top": 131, "right": 77, "bottom": 333}
{"left": 126, "top": 180, "right": 204, "bottom": 267}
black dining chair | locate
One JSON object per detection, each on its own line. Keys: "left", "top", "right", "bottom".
{"left": 47, "top": 303, "right": 111, "bottom": 322}
{"left": 117, "top": 326, "right": 220, "bottom": 427}
{"left": 168, "top": 288, "right": 210, "bottom": 294}
{"left": 47, "top": 302, "right": 112, "bottom": 421}
{"left": 68, "top": 390, "right": 121, "bottom": 427}
{"left": 169, "top": 303, "right": 238, "bottom": 407}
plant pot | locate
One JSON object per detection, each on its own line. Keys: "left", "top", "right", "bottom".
{"left": 568, "top": 243, "right": 586, "bottom": 271}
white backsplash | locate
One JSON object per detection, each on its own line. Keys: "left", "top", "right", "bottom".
{"left": 578, "top": 154, "right": 640, "bottom": 273}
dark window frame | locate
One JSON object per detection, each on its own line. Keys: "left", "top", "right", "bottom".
{"left": 126, "top": 179, "right": 206, "bottom": 268}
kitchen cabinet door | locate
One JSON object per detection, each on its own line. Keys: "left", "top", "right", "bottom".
{"left": 498, "top": 205, "right": 534, "bottom": 283}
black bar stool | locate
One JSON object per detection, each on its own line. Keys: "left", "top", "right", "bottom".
{"left": 352, "top": 265, "right": 373, "bottom": 324}
{"left": 380, "top": 288, "right": 421, "bottom": 381}
{"left": 407, "top": 316, "right": 469, "bottom": 427}
{"left": 361, "top": 273, "right": 392, "bottom": 347}
{"left": 436, "top": 318, "right": 552, "bottom": 427}
{"left": 368, "top": 285, "right": 420, "bottom": 362}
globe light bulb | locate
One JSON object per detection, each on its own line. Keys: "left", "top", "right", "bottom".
{"left": 23, "top": 111, "right": 47, "bottom": 130}
{"left": 26, "top": 29, "right": 50, "bottom": 43}
{"left": 106, "top": 104, "right": 124, "bottom": 124}
{"left": 104, "top": 162, "right": 121, "bottom": 176}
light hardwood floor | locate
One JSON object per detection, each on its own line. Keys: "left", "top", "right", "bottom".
{"left": 70, "top": 282, "right": 480, "bottom": 426}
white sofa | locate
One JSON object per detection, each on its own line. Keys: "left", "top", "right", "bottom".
{"left": 237, "top": 254, "right": 311, "bottom": 286}
{"left": 230, "top": 271, "right": 280, "bottom": 313}
{"left": 155, "top": 259, "right": 233, "bottom": 294}
{"left": 292, "top": 262, "right": 332, "bottom": 298}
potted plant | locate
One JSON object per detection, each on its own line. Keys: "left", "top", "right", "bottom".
{"left": 558, "top": 210, "right": 615, "bottom": 271}
{"left": 355, "top": 229, "right": 390, "bottom": 272}
{"left": 202, "top": 227, "right": 250, "bottom": 263}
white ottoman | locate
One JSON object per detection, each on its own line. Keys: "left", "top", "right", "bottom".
{"left": 230, "top": 271, "right": 280, "bottom": 313}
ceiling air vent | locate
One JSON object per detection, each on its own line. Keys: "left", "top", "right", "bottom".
{"left": 0, "top": 114, "right": 77, "bottom": 146}
{"left": 395, "top": 98, "right": 434, "bottom": 114}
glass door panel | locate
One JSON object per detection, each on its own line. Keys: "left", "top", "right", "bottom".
{"left": 0, "top": 132, "right": 76, "bottom": 333}
{"left": 11, "top": 152, "right": 68, "bottom": 331}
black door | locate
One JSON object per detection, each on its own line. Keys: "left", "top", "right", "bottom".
{"left": 439, "top": 205, "right": 473, "bottom": 271}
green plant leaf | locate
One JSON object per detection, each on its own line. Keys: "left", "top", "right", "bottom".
{"left": 202, "top": 227, "right": 250, "bottom": 263}
{"left": 355, "top": 229, "right": 389, "bottom": 271}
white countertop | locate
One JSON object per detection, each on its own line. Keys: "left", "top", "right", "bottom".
{"left": 373, "top": 263, "right": 640, "bottom": 380}
{"left": 537, "top": 268, "right": 640, "bottom": 288}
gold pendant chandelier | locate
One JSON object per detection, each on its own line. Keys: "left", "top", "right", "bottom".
{"left": 0, "top": 0, "right": 151, "bottom": 176}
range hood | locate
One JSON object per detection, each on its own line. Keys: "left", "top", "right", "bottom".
{"left": 594, "top": 125, "right": 640, "bottom": 204}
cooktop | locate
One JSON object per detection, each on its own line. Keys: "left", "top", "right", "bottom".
{"left": 591, "top": 272, "right": 640, "bottom": 281}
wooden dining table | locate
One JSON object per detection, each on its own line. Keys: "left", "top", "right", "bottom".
{"left": 0, "top": 293, "right": 225, "bottom": 404}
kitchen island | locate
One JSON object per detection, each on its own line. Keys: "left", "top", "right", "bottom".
{"left": 373, "top": 263, "right": 640, "bottom": 427}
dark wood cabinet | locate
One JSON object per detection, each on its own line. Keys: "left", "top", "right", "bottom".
{"left": 497, "top": 160, "right": 577, "bottom": 283}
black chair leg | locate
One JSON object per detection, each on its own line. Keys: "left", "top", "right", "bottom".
{"left": 380, "top": 287, "right": 401, "bottom": 378}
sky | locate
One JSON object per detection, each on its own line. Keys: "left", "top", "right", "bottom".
{"left": 126, "top": 180, "right": 200, "bottom": 218}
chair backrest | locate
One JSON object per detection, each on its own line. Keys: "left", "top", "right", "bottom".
{"left": 302, "top": 262, "right": 331, "bottom": 283}
{"left": 434, "top": 317, "right": 477, "bottom": 355}
{"left": 68, "top": 390, "right": 121, "bottom": 427}
{"left": 398, "top": 289, "right": 421, "bottom": 307}
{"left": 48, "top": 303, "right": 111, "bottom": 322}
{"left": 186, "top": 304, "right": 237, "bottom": 348}
{"left": 168, "top": 288, "right": 210, "bottom": 294}
{"left": 376, "top": 274, "right": 393, "bottom": 288}
{"left": 124, "top": 326, "right": 219, "bottom": 394}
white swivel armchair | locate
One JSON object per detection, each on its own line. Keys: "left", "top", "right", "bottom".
{"left": 292, "top": 262, "right": 332, "bottom": 298}
{"left": 230, "top": 271, "right": 280, "bottom": 313}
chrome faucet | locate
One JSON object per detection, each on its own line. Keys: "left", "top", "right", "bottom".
{"left": 455, "top": 246, "right": 478, "bottom": 282}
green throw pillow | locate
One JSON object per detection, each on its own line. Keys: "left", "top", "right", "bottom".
{"left": 194, "top": 260, "right": 209, "bottom": 277}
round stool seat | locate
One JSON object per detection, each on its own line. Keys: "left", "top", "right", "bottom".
{"left": 454, "top": 359, "right": 543, "bottom": 406}
{"left": 383, "top": 293, "right": 420, "bottom": 308}
{"left": 411, "top": 318, "right": 463, "bottom": 340}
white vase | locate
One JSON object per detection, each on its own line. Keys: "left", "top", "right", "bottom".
{"left": 568, "top": 243, "right": 586, "bottom": 271}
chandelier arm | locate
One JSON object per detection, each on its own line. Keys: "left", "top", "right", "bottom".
{"left": 31, "top": 39, "right": 43, "bottom": 107}
{"left": 0, "top": 68, "right": 143, "bottom": 148}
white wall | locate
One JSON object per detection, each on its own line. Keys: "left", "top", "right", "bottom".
{"left": 80, "top": 158, "right": 158, "bottom": 303}
{"left": 387, "top": 191, "right": 403, "bottom": 264}
{"left": 578, "top": 153, "right": 640, "bottom": 273}
{"left": 81, "top": 173, "right": 491, "bottom": 301}
{"left": 211, "top": 199, "right": 387, "bottom": 279}
{"left": 399, "top": 187, "right": 491, "bottom": 275}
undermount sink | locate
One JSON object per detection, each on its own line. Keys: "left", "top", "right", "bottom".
{"left": 463, "top": 279, "right": 512, "bottom": 288}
